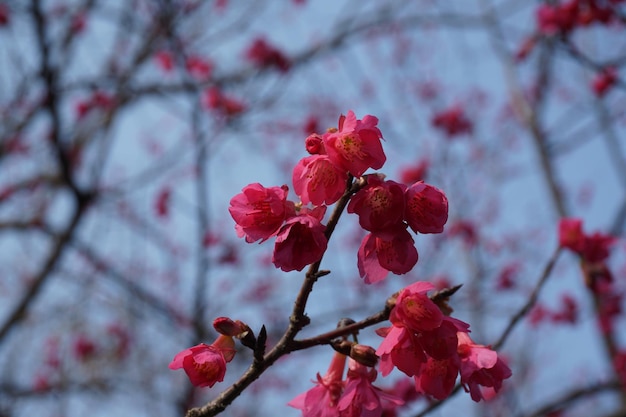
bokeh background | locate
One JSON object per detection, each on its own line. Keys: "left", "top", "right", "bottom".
{"left": 1, "top": 1, "right": 625, "bottom": 416}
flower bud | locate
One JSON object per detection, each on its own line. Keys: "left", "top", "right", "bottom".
{"left": 350, "top": 343, "right": 378, "bottom": 368}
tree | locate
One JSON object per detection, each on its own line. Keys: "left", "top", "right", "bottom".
{"left": 0, "top": 1, "right": 624, "bottom": 417}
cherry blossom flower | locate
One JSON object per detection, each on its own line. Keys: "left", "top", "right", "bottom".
{"left": 348, "top": 176, "right": 406, "bottom": 232}
{"left": 390, "top": 281, "right": 443, "bottom": 332}
{"left": 456, "top": 332, "right": 512, "bottom": 402}
{"left": 591, "top": 67, "right": 617, "bottom": 97}
{"left": 229, "top": 183, "right": 295, "bottom": 243}
{"left": 404, "top": 181, "right": 448, "bottom": 234}
{"left": 0, "top": 4, "right": 9, "bottom": 26}
{"left": 168, "top": 335, "right": 236, "bottom": 388}
{"left": 154, "top": 50, "right": 174, "bottom": 72}
{"left": 305, "top": 133, "right": 326, "bottom": 155}
{"left": 558, "top": 218, "right": 615, "bottom": 263}
{"left": 431, "top": 105, "right": 472, "bottom": 137}
{"left": 202, "top": 87, "right": 246, "bottom": 117}
{"left": 273, "top": 207, "right": 328, "bottom": 272}
{"left": 399, "top": 159, "right": 429, "bottom": 185}
{"left": 413, "top": 356, "right": 459, "bottom": 400}
{"left": 246, "top": 37, "right": 290, "bottom": 72}
{"left": 337, "top": 359, "right": 403, "bottom": 417}
{"left": 185, "top": 55, "right": 213, "bottom": 80}
{"left": 357, "top": 227, "right": 418, "bottom": 284}
{"left": 558, "top": 217, "right": 585, "bottom": 253}
{"left": 293, "top": 155, "right": 348, "bottom": 206}
{"left": 376, "top": 325, "right": 426, "bottom": 377}
{"left": 323, "top": 111, "right": 386, "bottom": 177}
{"left": 289, "top": 352, "right": 346, "bottom": 417}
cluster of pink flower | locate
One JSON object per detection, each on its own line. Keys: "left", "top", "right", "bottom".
{"left": 169, "top": 111, "right": 512, "bottom": 415}
{"left": 431, "top": 105, "right": 473, "bottom": 138}
{"left": 376, "top": 282, "right": 511, "bottom": 402}
{"left": 536, "top": 0, "right": 623, "bottom": 36}
{"left": 558, "top": 218, "right": 620, "bottom": 332}
{"left": 245, "top": 37, "right": 291, "bottom": 73}
{"left": 289, "top": 281, "right": 512, "bottom": 416}
{"left": 229, "top": 110, "right": 448, "bottom": 281}
{"left": 288, "top": 351, "right": 403, "bottom": 417}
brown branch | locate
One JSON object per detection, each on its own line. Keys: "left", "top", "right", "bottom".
{"left": 185, "top": 177, "right": 367, "bottom": 417}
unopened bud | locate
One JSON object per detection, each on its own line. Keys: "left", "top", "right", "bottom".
{"left": 350, "top": 343, "right": 378, "bottom": 368}
{"left": 213, "top": 317, "right": 249, "bottom": 338}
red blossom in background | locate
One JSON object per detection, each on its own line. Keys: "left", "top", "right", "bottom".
{"left": 273, "top": 207, "right": 328, "bottom": 272}
{"left": 75, "top": 91, "right": 115, "bottom": 119}
{"left": 535, "top": 0, "right": 617, "bottom": 36}
{"left": 229, "top": 183, "right": 295, "bottom": 243}
{"left": 558, "top": 218, "right": 615, "bottom": 263}
{"left": 323, "top": 111, "right": 386, "bottom": 177}
{"left": 73, "top": 335, "right": 97, "bottom": 361}
{"left": 0, "top": 3, "right": 8, "bottom": 26}
{"left": 591, "top": 67, "right": 618, "bottom": 97}
{"left": 399, "top": 159, "right": 429, "bottom": 185}
{"left": 154, "top": 50, "right": 174, "bottom": 72}
{"left": 202, "top": 87, "right": 246, "bottom": 117}
{"left": 245, "top": 37, "right": 291, "bottom": 72}
{"left": 431, "top": 105, "right": 473, "bottom": 137}
{"left": 154, "top": 187, "right": 171, "bottom": 218}
{"left": 185, "top": 55, "right": 213, "bottom": 80}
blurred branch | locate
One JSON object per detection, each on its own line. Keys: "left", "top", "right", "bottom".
{"left": 494, "top": 246, "right": 561, "bottom": 350}
{"left": 517, "top": 380, "right": 623, "bottom": 417}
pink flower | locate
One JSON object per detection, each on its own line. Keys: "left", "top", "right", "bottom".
{"left": 404, "top": 182, "right": 448, "bottom": 234}
{"left": 456, "top": 332, "right": 512, "bottom": 402}
{"left": 581, "top": 232, "right": 615, "bottom": 263}
{"left": 431, "top": 105, "right": 472, "bottom": 137}
{"left": 168, "top": 335, "right": 236, "bottom": 388}
{"left": 323, "top": 111, "right": 386, "bottom": 177}
{"left": 202, "top": 87, "right": 246, "bottom": 117}
{"left": 558, "top": 218, "right": 615, "bottom": 263}
{"left": 273, "top": 207, "right": 328, "bottom": 272}
{"left": 154, "top": 187, "right": 171, "bottom": 218}
{"left": 413, "top": 356, "right": 459, "bottom": 400}
{"left": 591, "top": 67, "right": 617, "bottom": 97}
{"left": 293, "top": 155, "right": 348, "bottom": 206}
{"left": 229, "top": 183, "right": 295, "bottom": 243}
{"left": 357, "top": 227, "right": 418, "bottom": 284}
{"left": 73, "top": 335, "right": 97, "bottom": 361}
{"left": 376, "top": 325, "right": 426, "bottom": 377}
{"left": 399, "top": 159, "right": 429, "bottom": 185}
{"left": 337, "top": 359, "right": 403, "bottom": 417}
{"left": 391, "top": 282, "right": 443, "bottom": 332}
{"left": 348, "top": 176, "right": 406, "bottom": 232}
{"left": 185, "top": 55, "right": 213, "bottom": 80}
{"left": 288, "top": 352, "right": 346, "bottom": 417}
{"left": 0, "top": 4, "right": 9, "bottom": 26}
{"left": 154, "top": 50, "right": 174, "bottom": 72}
{"left": 558, "top": 218, "right": 585, "bottom": 253}
{"left": 246, "top": 37, "right": 290, "bottom": 72}
{"left": 305, "top": 133, "right": 326, "bottom": 155}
